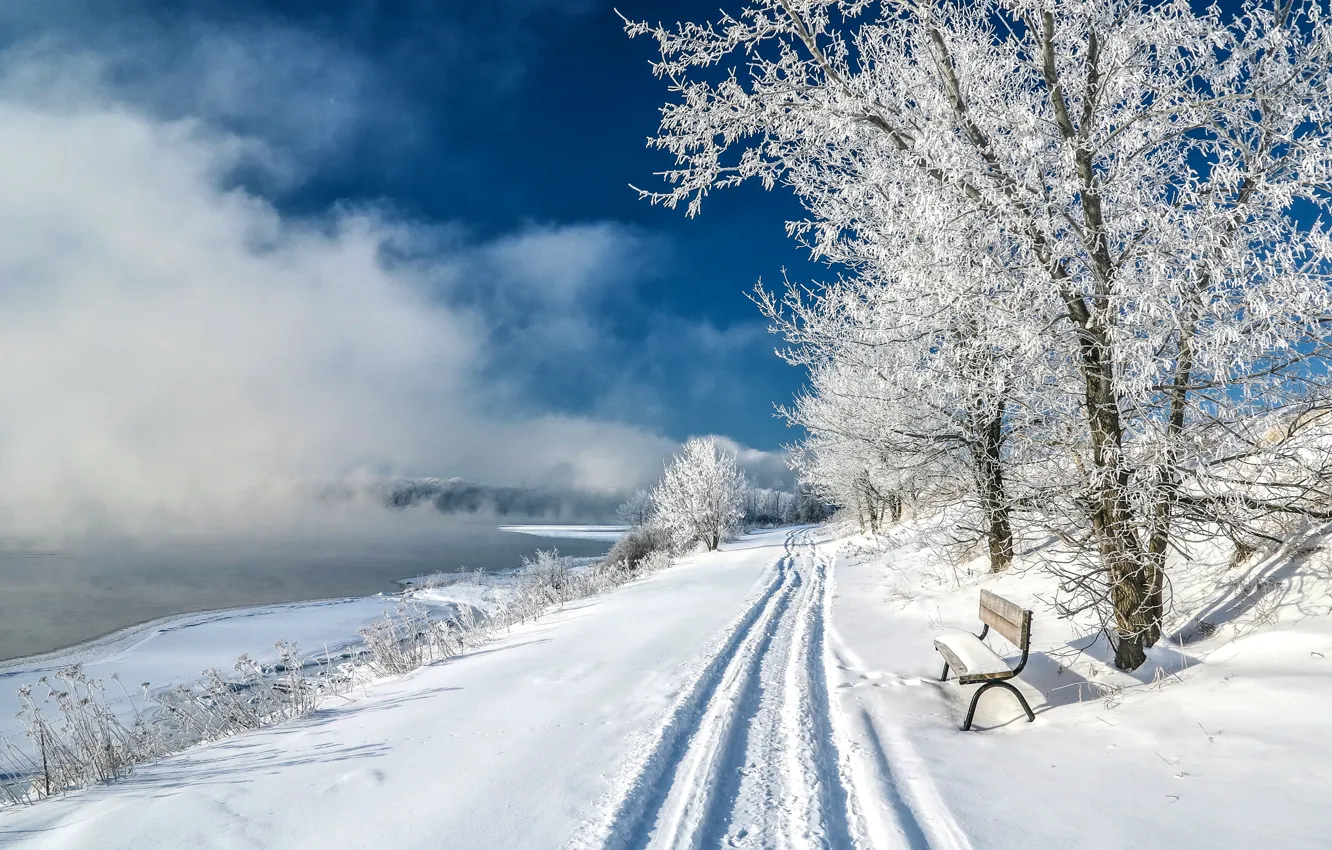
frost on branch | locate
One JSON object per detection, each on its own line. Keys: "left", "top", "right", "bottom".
{"left": 629, "top": 0, "right": 1332, "bottom": 669}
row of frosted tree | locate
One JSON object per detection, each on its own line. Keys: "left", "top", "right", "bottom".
{"left": 616, "top": 437, "right": 831, "bottom": 564}
{"left": 628, "top": 0, "right": 1332, "bottom": 669}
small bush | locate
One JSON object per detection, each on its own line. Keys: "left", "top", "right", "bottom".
{"left": 360, "top": 604, "right": 463, "bottom": 676}
{"left": 1, "top": 667, "right": 158, "bottom": 801}
{"left": 605, "top": 525, "right": 672, "bottom": 573}
{"left": 637, "top": 549, "right": 673, "bottom": 574}
{"left": 519, "top": 549, "right": 572, "bottom": 598}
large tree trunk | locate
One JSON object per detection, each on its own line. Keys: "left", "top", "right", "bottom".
{"left": 1069, "top": 302, "right": 1155, "bottom": 669}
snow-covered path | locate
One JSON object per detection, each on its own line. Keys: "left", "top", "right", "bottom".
{"left": 0, "top": 527, "right": 963, "bottom": 850}
{"left": 1, "top": 528, "right": 869, "bottom": 850}
{"left": 587, "top": 527, "right": 858, "bottom": 850}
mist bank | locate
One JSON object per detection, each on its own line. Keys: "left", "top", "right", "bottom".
{"left": 0, "top": 463, "right": 811, "bottom": 548}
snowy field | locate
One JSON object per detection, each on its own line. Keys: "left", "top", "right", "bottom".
{"left": 1, "top": 523, "right": 1330, "bottom": 847}
{"left": 0, "top": 596, "right": 423, "bottom": 747}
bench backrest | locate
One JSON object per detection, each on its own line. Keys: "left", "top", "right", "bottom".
{"left": 979, "top": 589, "right": 1031, "bottom": 649}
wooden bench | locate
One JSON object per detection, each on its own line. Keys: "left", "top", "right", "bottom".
{"left": 935, "top": 589, "right": 1036, "bottom": 731}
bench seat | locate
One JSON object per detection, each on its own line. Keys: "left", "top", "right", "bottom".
{"left": 933, "top": 630, "right": 1013, "bottom": 683}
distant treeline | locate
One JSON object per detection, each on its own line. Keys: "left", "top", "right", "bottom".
{"left": 742, "top": 487, "right": 834, "bottom": 527}
{"left": 377, "top": 478, "right": 622, "bottom": 520}
{"left": 368, "top": 477, "right": 831, "bottom": 525}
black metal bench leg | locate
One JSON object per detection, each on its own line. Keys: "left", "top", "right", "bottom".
{"left": 939, "top": 662, "right": 950, "bottom": 682}
{"left": 1005, "top": 681, "right": 1036, "bottom": 724}
{"left": 961, "top": 680, "right": 1036, "bottom": 731}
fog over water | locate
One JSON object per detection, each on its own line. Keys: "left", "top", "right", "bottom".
{"left": 0, "top": 519, "right": 611, "bottom": 661}
{"left": 0, "top": 22, "right": 801, "bottom": 666}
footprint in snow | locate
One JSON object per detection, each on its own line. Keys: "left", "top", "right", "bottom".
{"left": 322, "top": 768, "right": 387, "bottom": 794}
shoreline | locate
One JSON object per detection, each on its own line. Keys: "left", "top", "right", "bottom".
{"left": 0, "top": 524, "right": 625, "bottom": 742}
{"left": 0, "top": 523, "right": 622, "bottom": 666}
{"left": 0, "top": 595, "right": 379, "bottom": 673}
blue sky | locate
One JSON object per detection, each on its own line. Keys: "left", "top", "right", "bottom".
{"left": 0, "top": 0, "right": 821, "bottom": 534}
{"left": 17, "top": 0, "right": 817, "bottom": 447}
{"left": 0, "top": 0, "right": 1286, "bottom": 536}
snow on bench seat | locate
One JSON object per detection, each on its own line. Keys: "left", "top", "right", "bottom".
{"left": 934, "top": 630, "right": 1012, "bottom": 680}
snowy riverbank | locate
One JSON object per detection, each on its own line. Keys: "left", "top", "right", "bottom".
{"left": 0, "top": 525, "right": 623, "bottom": 747}
{"left": 2, "top": 522, "right": 1330, "bottom": 847}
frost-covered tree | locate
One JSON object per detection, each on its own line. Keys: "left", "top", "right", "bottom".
{"left": 628, "top": 0, "right": 1332, "bottom": 668}
{"left": 616, "top": 489, "right": 654, "bottom": 528}
{"left": 757, "top": 257, "right": 1038, "bottom": 569}
{"left": 652, "top": 436, "right": 748, "bottom": 551}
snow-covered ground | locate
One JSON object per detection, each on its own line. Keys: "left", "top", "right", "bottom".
{"left": 0, "top": 595, "right": 424, "bottom": 746}
{"left": 2, "top": 523, "right": 1330, "bottom": 848}
{"left": 825, "top": 523, "right": 1332, "bottom": 848}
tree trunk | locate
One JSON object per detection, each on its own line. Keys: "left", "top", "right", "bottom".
{"left": 1142, "top": 316, "right": 1196, "bottom": 647}
{"left": 1068, "top": 302, "right": 1155, "bottom": 669}
{"left": 971, "top": 397, "right": 1014, "bottom": 572}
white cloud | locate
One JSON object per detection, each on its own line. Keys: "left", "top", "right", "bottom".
{"left": 709, "top": 437, "right": 796, "bottom": 490}
{"left": 481, "top": 223, "right": 656, "bottom": 307}
{"left": 0, "top": 17, "right": 800, "bottom": 541}
{"left": 0, "top": 92, "right": 680, "bottom": 539}
{"left": 0, "top": 37, "right": 393, "bottom": 188}
{"left": 438, "top": 222, "right": 664, "bottom": 364}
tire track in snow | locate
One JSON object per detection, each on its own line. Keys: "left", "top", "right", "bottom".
{"left": 591, "top": 528, "right": 863, "bottom": 850}
{"left": 672, "top": 554, "right": 799, "bottom": 849}
{"left": 588, "top": 532, "right": 799, "bottom": 850}
{"left": 795, "top": 536, "right": 857, "bottom": 849}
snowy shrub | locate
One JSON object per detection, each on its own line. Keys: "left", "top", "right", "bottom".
{"left": 2, "top": 667, "right": 159, "bottom": 801}
{"left": 359, "top": 604, "right": 466, "bottom": 676}
{"left": 519, "top": 549, "right": 572, "bottom": 599}
{"left": 152, "top": 641, "right": 347, "bottom": 744}
{"left": 605, "top": 524, "right": 672, "bottom": 573}
{"left": 637, "top": 549, "right": 673, "bottom": 575}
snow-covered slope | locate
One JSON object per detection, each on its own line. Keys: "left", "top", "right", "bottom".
{"left": 0, "top": 596, "right": 418, "bottom": 746}
{"left": 3, "top": 524, "right": 1330, "bottom": 848}
{"left": 826, "top": 524, "right": 1332, "bottom": 848}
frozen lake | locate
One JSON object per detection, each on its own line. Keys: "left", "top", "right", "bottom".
{"left": 0, "top": 520, "right": 616, "bottom": 661}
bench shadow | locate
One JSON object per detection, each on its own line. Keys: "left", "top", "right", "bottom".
{"left": 1018, "top": 650, "right": 1103, "bottom": 710}
{"left": 971, "top": 632, "right": 1207, "bottom": 729}
{"left": 949, "top": 647, "right": 1102, "bottom": 731}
